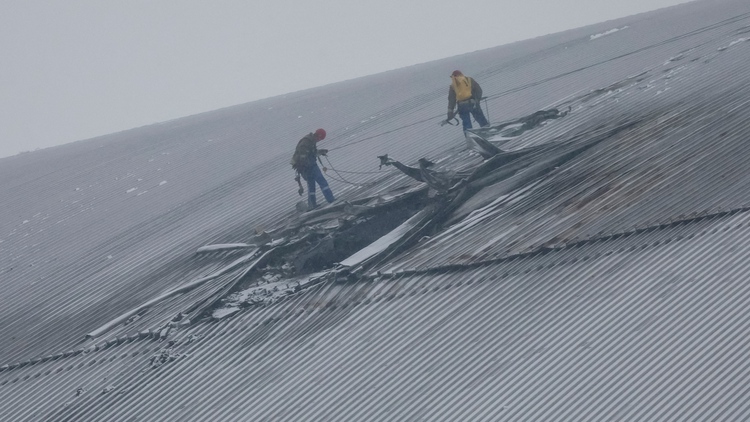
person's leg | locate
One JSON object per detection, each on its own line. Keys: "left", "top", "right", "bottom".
{"left": 306, "top": 171, "right": 317, "bottom": 209}
{"left": 311, "top": 165, "right": 335, "bottom": 203}
{"left": 457, "top": 101, "right": 473, "bottom": 130}
{"left": 472, "top": 102, "right": 489, "bottom": 127}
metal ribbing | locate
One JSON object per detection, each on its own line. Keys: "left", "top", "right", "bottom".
{"left": 2, "top": 211, "right": 745, "bottom": 420}
{"left": 3, "top": 0, "right": 750, "bottom": 420}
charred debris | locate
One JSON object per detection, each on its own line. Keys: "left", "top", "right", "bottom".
{"left": 194, "top": 107, "right": 644, "bottom": 319}
{"left": 81, "top": 104, "right": 645, "bottom": 337}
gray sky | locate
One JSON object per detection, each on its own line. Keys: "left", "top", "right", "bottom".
{"left": 1, "top": 0, "right": 692, "bottom": 159}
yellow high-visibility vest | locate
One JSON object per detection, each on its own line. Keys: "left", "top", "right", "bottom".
{"left": 451, "top": 75, "right": 473, "bottom": 101}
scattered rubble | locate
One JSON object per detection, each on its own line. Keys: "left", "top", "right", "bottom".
{"left": 149, "top": 349, "right": 182, "bottom": 369}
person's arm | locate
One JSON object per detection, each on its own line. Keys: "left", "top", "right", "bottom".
{"left": 471, "top": 78, "right": 483, "bottom": 102}
{"left": 447, "top": 86, "right": 457, "bottom": 119}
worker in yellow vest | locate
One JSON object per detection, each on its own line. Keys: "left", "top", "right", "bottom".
{"left": 447, "top": 70, "right": 489, "bottom": 131}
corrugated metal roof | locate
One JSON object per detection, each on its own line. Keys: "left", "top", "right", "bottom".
{"left": 3, "top": 210, "right": 750, "bottom": 420}
{"left": 3, "top": 0, "right": 750, "bottom": 419}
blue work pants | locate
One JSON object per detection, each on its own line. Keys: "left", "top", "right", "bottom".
{"left": 457, "top": 99, "right": 489, "bottom": 131}
{"left": 304, "top": 164, "right": 334, "bottom": 209}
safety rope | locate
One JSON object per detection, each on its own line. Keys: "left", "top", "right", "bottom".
{"left": 329, "top": 168, "right": 387, "bottom": 175}
{"left": 322, "top": 156, "right": 379, "bottom": 187}
{"left": 327, "top": 114, "right": 439, "bottom": 152}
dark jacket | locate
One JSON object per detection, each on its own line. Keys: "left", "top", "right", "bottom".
{"left": 290, "top": 133, "right": 319, "bottom": 174}
{"left": 448, "top": 77, "right": 483, "bottom": 112}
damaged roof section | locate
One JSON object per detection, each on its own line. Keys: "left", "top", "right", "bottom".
{"left": 79, "top": 182, "right": 430, "bottom": 341}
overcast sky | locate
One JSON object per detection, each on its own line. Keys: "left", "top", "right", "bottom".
{"left": 0, "top": 0, "right": 693, "bottom": 159}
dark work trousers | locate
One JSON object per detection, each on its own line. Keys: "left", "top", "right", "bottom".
{"left": 304, "top": 164, "right": 334, "bottom": 209}
{"left": 457, "top": 99, "right": 489, "bottom": 130}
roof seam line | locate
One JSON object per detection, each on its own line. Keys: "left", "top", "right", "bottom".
{"left": 372, "top": 205, "right": 750, "bottom": 280}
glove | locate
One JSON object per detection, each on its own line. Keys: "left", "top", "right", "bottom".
{"left": 295, "top": 174, "right": 304, "bottom": 196}
{"left": 447, "top": 111, "right": 455, "bottom": 121}
{"left": 317, "top": 149, "right": 328, "bottom": 156}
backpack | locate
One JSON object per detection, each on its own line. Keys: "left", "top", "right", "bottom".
{"left": 291, "top": 134, "right": 315, "bottom": 174}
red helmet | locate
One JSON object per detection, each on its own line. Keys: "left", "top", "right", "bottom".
{"left": 451, "top": 70, "right": 463, "bottom": 77}
{"left": 314, "top": 128, "right": 326, "bottom": 141}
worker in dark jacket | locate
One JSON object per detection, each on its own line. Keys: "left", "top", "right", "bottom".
{"left": 447, "top": 70, "right": 489, "bottom": 131}
{"left": 291, "top": 128, "right": 334, "bottom": 210}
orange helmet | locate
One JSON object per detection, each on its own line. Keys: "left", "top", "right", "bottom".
{"left": 314, "top": 128, "right": 326, "bottom": 141}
